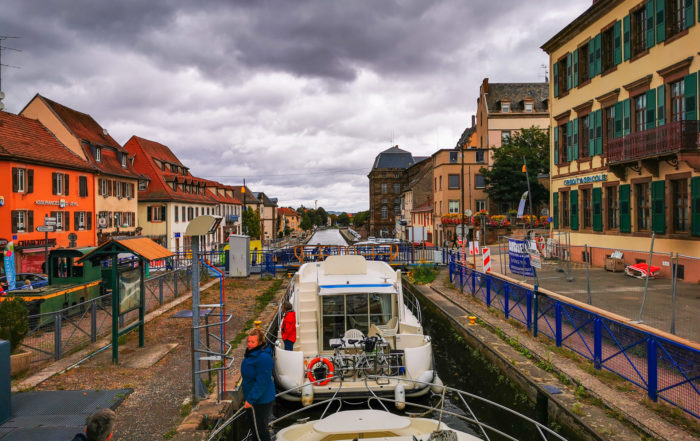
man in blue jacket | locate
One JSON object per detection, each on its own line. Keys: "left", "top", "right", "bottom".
{"left": 241, "top": 327, "right": 275, "bottom": 441}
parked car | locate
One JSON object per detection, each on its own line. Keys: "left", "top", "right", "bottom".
{"left": 0, "top": 273, "right": 49, "bottom": 291}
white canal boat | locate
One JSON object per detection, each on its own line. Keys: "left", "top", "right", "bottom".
{"left": 273, "top": 255, "right": 436, "bottom": 405}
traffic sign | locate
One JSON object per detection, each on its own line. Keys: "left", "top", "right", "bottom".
{"left": 36, "top": 225, "right": 55, "bottom": 232}
{"left": 44, "top": 220, "right": 56, "bottom": 226}
{"left": 44, "top": 216, "right": 57, "bottom": 223}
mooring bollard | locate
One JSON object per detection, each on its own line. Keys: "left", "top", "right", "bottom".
{"left": 468, "top": 316, "right": 477, "bottom": 326}
{"left": 254, "top": 320, "right": 262, "bottom": 329}
{"left": 0, "top": 340, "right": 10, "bottom": 424}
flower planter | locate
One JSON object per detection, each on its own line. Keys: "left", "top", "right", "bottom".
{"left": 10, "top": 350, "right": 31, "bottom": 376}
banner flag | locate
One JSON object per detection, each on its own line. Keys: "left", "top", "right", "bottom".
{"left": 517, "top": 191, "right": 528, "bottom": 218}
{"left": 3, "top": 241, "right": 16, "bottom": 291}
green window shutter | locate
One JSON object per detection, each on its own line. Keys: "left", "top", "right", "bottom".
{"left": 684, "top": 72, "right": 697, "bottom": 120}
{"left": 613, "top": 20, "right": 622, "bottom": 65}
{"left": 651, "top": 180, "right": 666, "bottom": 234}
{"left": 623, "top": 15, "right": 631, "bottom": 61}
{"left": 646, "top": 0, "right": 656, "bottom": 48}
{"left": 614, "top": 102, "right": 623, "bottom": 138}
{"left": 657, "top": 84, "right": 665, "bottom": 125}
{"left": 684, "top": 0, "right": 694, "bottom": 29}
{"left": 595, "top": 109, "right": 603, "bottom": 155}
{"left": 589, "top": 114, "right": 596, "bottom": 156}
{"left": 553, "top": 193, "right": 559, "bottom": 229}
{"left": 553, "top": 125, "right": 559, "bottom": 164}
{"left": 645, "top": 88, "right": 656, "bottom": 130}
{"left": 593, "top": 188, "right": 603, "bottom": 231}
{"left": 572, "top": 118, "right": 579, "bottom": 160}
{"left": 566, "top": 53, "right": 572, "bottom": 91}
{"left": 692, "top": 177, "right": 700, "bottom": 236}
{"left": 594, "top": 34, "right": 602, "bottom": 76}
{"left": 620, "top": 185, "right": 631, "bottom": 233}
{"left": 623, "top": 99, "right": 631, "bottom": 136}
{"left": 588, "top": 39, "right": 596, "bottom": 79}
{"left": 553, "top": 62, "right": 559, "bottom": 97}
{"left": 566, "top": 121, "right": 573, "bottom": 162}
{"left": 655, "top": 0, "right": 665, "bottom": 43}
{"left": 570, "top": 190, "right": 579, "bottom": 231}
{"left": 573, "top": 49, "right": 579, "bottom": 88}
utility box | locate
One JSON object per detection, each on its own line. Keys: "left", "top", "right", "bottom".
{"left": 228, "top": 235, "right": 250, "bottom": 277}
{"left": 605, "top": 257, "right": 625, "bottom": 272}
{"left": 0, "top": 340, "right": 10, "bottom": 424}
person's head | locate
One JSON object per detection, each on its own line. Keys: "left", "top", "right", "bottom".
{"left": 283, "top": 301, "right": 293, "bottom": 313}
{"left": 24, "top": 279, "right": 31, "bottom": 285}
{"left": 247, "top": 328, "right": 265, "bottom": 350}
{"left": 85, "top": 408, "right": 116, "bottom": 441}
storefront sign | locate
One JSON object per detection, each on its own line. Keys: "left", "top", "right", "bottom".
{"left": 563, "top": 174, "right": 607, "bottom": 186}
{"left": 508, "top": 238, "right": 535, "bottom": 277}
{"left": 17, "top": 238, "right": 57, "bottom": 249}
{"left": 35, "top": 199, "right": 78, "bottom": 207}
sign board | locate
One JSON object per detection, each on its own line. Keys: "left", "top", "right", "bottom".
{"left": 44, "top": 220, "right": 56, "bottom": 226}
{"left": 529, "top": 253, "right": 542, "bottom": 269}
{"left": 508, "top": 238, "right": 535, "bottom": 277}
{"left": 174, "top": 232, "right": 181, "bottom": 238}
{"left": 36, "top": 225, "right": 55, "bottom": 232}
{"left": 44, "top": 216, "right": 57, "bottom": 222}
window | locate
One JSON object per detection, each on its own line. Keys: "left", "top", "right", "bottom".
{"left": 394, "top": 173, "right": 400, "bottom": 179}
{"left": 557, "top": 124, "right": 566, "bottom": 164}
{"left": 100, "top": 179, "right": 109, "bottom": 196}
{"left": 501, "top": 131, "right": 511, "bottom": 143}
{"left": 394, "top": 205, "right": 400, "bottom": 215}
{"left": 636, "top": 182, "right": 650, "bottom": 230}
{"left": 439, "top": 176, "right": 442, "bottom": 190}
{"left": 95, "top": 147, "right": 102, "bottom": 162}
{"left": 475, "top": 150, "right": 485, "bottom": 163}
{"left": 604, "top": 106, "right": 615, "bottom": 140}
{"left": 320, "top": 293, "right": 394, "bottom": 350}
{"left": 196, "top": 207, "right": 199, "bottom": 217}
{"left": 114, "top": 212, "right": 122, "bottom": 227}
{"left": 476, "top": 200, "right": 486, "bottom": 211}
{"left": 606, "top": 186, "right": 618, "bottom": 229}
{"left": 393, "top": 183, "right": 400, "bottom": 194}
{"left": 78, "top": 176, "right": 88, "bottom": 197}
{"left": 381, "top": 198, "right": 387, "bottom": 204}
{"left": 139, "top": 180, "right": 147, "bottom": 191}
{"left": 76, "top": 211, "right": 86, "bottom": 230}
{"left": 501, "top": 101, "right": 510, "bottom": 113}
{"left": 12, "top": 168, "right": 28, "bottom": 193}
{"left": 449, "top": 151, "right": 459, "bottom": 163}
{"left": 582, "top": 188, "right": 592, "bottom": 228}
{"left": 667, "top": 0, "right": 690, "bottom": 38}
{"left": 448, "top": 174, "right": 460, "bottom": 189}
{"left": 51, "top": 211, "right": 68, "bottom": 231}
{"left": 672, "top": 179, "right": 688, "bottom": 232}
{"left": 580, "top": 116, "right": 590, "bottom": 157}
{"left": 115, "top": 181, "right": 122, "bottom": 198}
{"left": 557, "top": 58, "right": 568, "bottom": 95}
{"left": 577, "top": 42, "right": 589, "bottom": 84}
{"left": 670, "top": 79, "right": 685, "bottom": 122}
{"left": 561, "top": 191, "right": 570, "bottom": 227}
{"left": 188, "top": 207, "right": 193, "bottom": 221}
{"left": 150, "top": 205, "right": 166, "bottom": 222}
{"left": 381, "top": 183, "right": 387, "bottom": 194}
{"left": 524, "top": 101, "right": 533, "bottom": 112}
{"left": 475, "top": 175, "right": 486, "bottom": 189}
{"left": 631, "top": 7, "right": 647, "bottom": 57}
{"left": 381, "top": 206, "right": 388, "bottom": 219}
{"left": 175, "top": 206, "right": 179, "bottom": 223}
{"left": 448, "top": 200, "right": 459, "bottom": 214}
{"left": 11, "top": 210, "right": 33, "bottom": 233}
{"left": 634, "top": 94, "right": 646, "bottom": 132}
{"left": 601, "top": 26, "right": 615, "bottom": 72}
{"left": 121, "top": 154, "right": 127, "bottom": 168}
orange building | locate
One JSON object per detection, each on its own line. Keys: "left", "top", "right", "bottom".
{"left": 0, "top": 111, "right": 96, "bottom": 273}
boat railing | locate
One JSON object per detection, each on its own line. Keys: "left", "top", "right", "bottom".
{"left": 402, "top": 288, "right": 422, "bottom": 324}
{"left": 206, "top": 376, "right": 568, "bottom": 441}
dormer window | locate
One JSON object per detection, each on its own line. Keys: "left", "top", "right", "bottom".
{"left": 95, "top": 147, "right": 102, "bottom": 162}
{"left": 121, "top": 154, "right": 127, "bottom": 168}
{"left": 139, "top": 180, "right": 148, "bottom": 191}
{"left": 501, "top": 101, "right": 511, "bottom": 113}
{"left": 524, "top": 101, "right": 534, "bottom": 113}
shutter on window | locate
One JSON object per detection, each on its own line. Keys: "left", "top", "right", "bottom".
{"left": 623, "top": 99, "right": 631, "bottom": 135}
{"left": 566, "top": 121, "right": 572, "bottom": 162}
{"left": 553, "top": 126, "right": 559, "bottom": 164}
{"left": 12, "top": 168, "right": 18, "bottom": 192}
{"left": 566, "top": 53, "right": 572, "bottom": 91}
{"left": 595, "top": 109, "right": 603, "bottom": 155}
{"left": 11, "top": 211, "right": 18, "bottom": 233}
{"left": 27, "top": 211, "right": 34, "bottom": 232}
{"left": 620, "top": 185, "right": 631, "bottom": 233}
{"left": 573, "top": 49, "right": 579, "bottom": 88}
{"left": 147, "top": 206, "right": 152, "bottom": 222}
{"left": 64, "top": 174, "right": 69, "bottom": 196}
{"left": 553, "top": 62, "right": 559, "bottom": 98}
{"left": 594, "top": 34, "right": 602, "bottom": 76}
{"left": 613, "top": 20, "right": 622, "bottom": 65}
{"left": 692, "top": 177, "right": 700, "bottom": 235}
{"left": 589, "top": 114, "right": 596, "bottom": 156}
{"left": 655, "top": 0, "right": 664, "bottom": 43}
{"left": 644, "top": 0, "right": 664, "bottom": 49}
{"left": 108, "top": 212, "right": 113, "bottom": 228}
{"left": 651, "top": 180, "right": 665, "bottom": 234}
{"left": 646, "top": 88, "right": 656, "bottom": 130}
{"left": 588, "top": 40, "right": 595, "bottom": 78}
{"left": 162, "top": 206, "right": 167, "bottom": 221}
{"left": 64, "top": 211, "right": 70, "bottom": 231}
{"left": 553, "top": 193, "right": 559, "bottom": 229}
{"left": 570, "top": 190, "right": 579, "bottom": 230}
{"left": 623, "top": 15, "right": 631, "bottom": 61}
{"left": 657, "top": 85, "right": 665, "bottom": 125}
{"left": 572, "top": 118, "right": 579, "bottom": 160}
{"left": 27, "top": 169, "right": 34, "bottom": 193}
{"left": 593, "top": 188, "right": 603, "bottom": 231}
{"left": 52, "top": 173, "right": 58, "bottom": 195}
{"left": 614, "top": 102, "right": 623, "bottom": 138}
{"left": 75, "top": 212, "right": 80, "bottom": 229}
{"left": 683, "top": 0, "right": 694, "bottom": 30}
{"left": 87, "top": 212, "right": 92, "bottom": 230}
{"left": 684, "top": 72, "right": 697, "bottom": 120}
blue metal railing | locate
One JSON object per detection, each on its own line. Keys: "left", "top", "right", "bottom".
{"left": 448, "top": 251, "right": 700, "bottom": 419}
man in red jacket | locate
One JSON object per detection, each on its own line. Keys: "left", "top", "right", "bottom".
{"left": 281, "top": 302, "right": 296, "bottom": 351}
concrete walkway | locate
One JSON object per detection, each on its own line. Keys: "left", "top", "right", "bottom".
{"left": 412, "top": 270, "right": 695, "bottom": 441}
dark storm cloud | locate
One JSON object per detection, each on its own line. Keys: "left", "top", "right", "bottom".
{"left": 0, "top": 0, "right": 591, "bottom": 211}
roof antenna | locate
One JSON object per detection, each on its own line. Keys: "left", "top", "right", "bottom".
{"left": 0, "top": 35, "right": 21, "bottom": 111}
{"left": 540, "top": 64, "right": 549, "bottom": 83}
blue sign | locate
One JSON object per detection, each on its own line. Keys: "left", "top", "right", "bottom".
{"left": 174, "top": 232, "right": 181, "bottom": 238}
{"left": 563, "top": 174, "right": 607, "bottom": 186}
{"left": 508, "top": 239, "right": 535, "bottom": 277}
{"left": 3, "top": 242, "right": 16, "bottom": 291}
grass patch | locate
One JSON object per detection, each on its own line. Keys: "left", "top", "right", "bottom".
{"left": 642, "top": 399, "right": 700, "bottom": 436}
{"left": 163, "top": 428, "right": 177, "bottom": 439}
{"left": 410, "top": 263, "right": 439, "bottom": 284}
{"left": 229, "top": 279, "right": 284, "bottom": 349}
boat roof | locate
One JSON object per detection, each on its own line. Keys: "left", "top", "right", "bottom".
{"left": 298, "top": 255, "right": 398, "bottom": 292}
{"left": 313, "top": 410, "right": 410, "bottom": 434}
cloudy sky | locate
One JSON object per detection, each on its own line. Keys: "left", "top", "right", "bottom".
{"left": 1, "top": 0, "right": 590, "bottom": 212}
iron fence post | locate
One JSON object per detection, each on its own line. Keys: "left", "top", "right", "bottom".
{"left": 471, "top": 269, "right": 475, "bottom": 294}
{"left": 533, "top": 286, "right": 539, "bottom": 338}
{"left": 174, "top": 270, "right": 179, "bottom": 298}
{"left": 449, "top": 259, "right": 454, "bottom": 284}
{"left": 486, "top": 276, "right": 491, "bottom": 307}
{"left": 647, "top": 337, "right": 658, "bottom": 402}
{"left": 593, "top": 317, "right": 602, "bottom": 370}
{"left": 91, "top": 300, "right": 97, "bottom": 343}
{"left": 555, "top": 302, "right": 562, "bottom": 347}
{"left": 504, "top": 284, "right": 510, "bottom": 319}
{"left": 670, "top": 252, "right": 678, "bottom": 335}
{"left": 159, "top": 276, "right": 164, "bottom": 305}
{"left": 459, "top": 264, "right": 463, "bottom": 291}
{"left": 54, "top": 313, "right": 62, "bottom": 360}
{"left": 526, "top": 290, "right": 532, "bottom": 330}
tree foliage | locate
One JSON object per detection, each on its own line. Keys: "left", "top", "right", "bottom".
{"left": 337, "top": 212, "right": 350, "bottom": 226}
{"left": 300, "top": 212, "right": 314, "bottom": 231}
{"left": 352, "top": 211, "right": 369, "bottom": 227}
{"left": 243, "top": 208, "right": 261, "bottom": 239}
{"left": 0, "top": 298, "right": 28, "bottom": 353}
{"left": 479, "top": 127, "right": 550, "bottom": 212}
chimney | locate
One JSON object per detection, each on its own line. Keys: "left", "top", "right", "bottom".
{"left": 471, "top": 115, "right": 476, "bottom": 127}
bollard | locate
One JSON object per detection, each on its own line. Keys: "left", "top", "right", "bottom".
{"left": 468, "top": 316, "right": 477, "bottom": 326}
{"left": 91, "top": 300, "right": 97, "bottom": 343}
{"left": 254, "top": 320, "right": 262, "bottom": 329}
{"left": 0, "top": 340, "right": 10, "bottom": 424}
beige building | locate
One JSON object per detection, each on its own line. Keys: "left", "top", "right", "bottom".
{"left": 542, "top": 0, "right": 700, "bottom": 256}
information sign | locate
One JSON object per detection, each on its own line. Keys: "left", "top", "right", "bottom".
{"left": 36, "top": 225, "right": 55, "bottom": 232}
{"left": 508, "top": 238, "right": 535, "bottom": 277}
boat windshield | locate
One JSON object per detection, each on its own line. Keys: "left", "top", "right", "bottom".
{"left": 321, "top": 293, "right": 394, "bottom": 350}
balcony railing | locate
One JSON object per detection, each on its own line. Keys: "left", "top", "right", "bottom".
{"left": 606, "top": 120, "right": 699, "bottom": 164}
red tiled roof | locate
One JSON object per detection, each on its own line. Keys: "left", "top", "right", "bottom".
{"left": 228, "top": 185, "right": 260, "bottom": 204}
{"left": 411, "top": 202, "right": 433, "bottom": 213}
{"left": 0, "top": 111, "right": 93, "bottom": 171}
{"left": 278, "top": 207, "right": 299, "bottom": 217}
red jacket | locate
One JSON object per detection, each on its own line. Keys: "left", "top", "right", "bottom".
{"left": 281, "top": 311, "right": 296, "bottom": 342}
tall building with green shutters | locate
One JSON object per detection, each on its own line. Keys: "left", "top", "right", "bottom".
{"left": 542, "top": 0, "right": 700, "bottom": 261}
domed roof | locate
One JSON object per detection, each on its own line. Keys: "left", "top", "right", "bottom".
{"left": 372, "top": 145, "right": 415, "bottom": 170}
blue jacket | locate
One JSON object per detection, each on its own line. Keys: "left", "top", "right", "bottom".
{"left": 241, "top": 344, "right": 276, "bottom": 405}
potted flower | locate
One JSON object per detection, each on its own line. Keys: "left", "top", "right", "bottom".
{"left": 0, "top": 297, "right": 30, "bottom": 376}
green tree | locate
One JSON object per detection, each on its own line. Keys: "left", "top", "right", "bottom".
{"left": 0, "top": 298, "right": 28, "bottom": 353}
{"left": 353, "top": 211, "right": 369, "bottom": 227}
{"left": 479, "top": 127, "right": 550, "bottom": 213}
{"left": 337, "top": 212, "right": 350, "bottom": 226}
{"left": 243, "top": 208, "right": 261, "bottom": 239}
{"left": 315, "top": 207, "right": 328, "bottom": 226}
{"left": 300, "top": 212, "right": 314, "bottom": 231}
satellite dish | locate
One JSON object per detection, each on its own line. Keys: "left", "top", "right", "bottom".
{"left": 464, "top": 209, "right": 473, "bottom": 217}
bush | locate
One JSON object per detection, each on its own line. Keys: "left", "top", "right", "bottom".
{"left": 412, "top": 263, "right": 438, "bottom": 284}
{"left": 0, "top": 297, "right": 29, "bottom": 353}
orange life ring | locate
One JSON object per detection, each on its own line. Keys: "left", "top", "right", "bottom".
{"left": 306, "top": 357, "right": 334, "bottom": 386}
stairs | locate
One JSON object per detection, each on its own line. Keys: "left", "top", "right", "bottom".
{"left": 296, "top": 284, "right": 319, "bottom": 355}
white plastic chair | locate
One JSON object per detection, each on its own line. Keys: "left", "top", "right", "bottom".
{"left": 343, "top": 328, "right": 365, "bottom": 341}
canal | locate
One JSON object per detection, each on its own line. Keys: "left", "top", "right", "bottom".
{"left": 306, "top": 228, "right": 348, "bottom": 246}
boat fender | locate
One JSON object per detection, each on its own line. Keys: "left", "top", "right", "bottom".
{"left": 394, "top": 382, "right": 406, "bottom": 410}
{"left": 430, "top": 375, "right": 445, "bottom": 394}
{"left": 416, "top": 369, "right": 435, "bottom": 387}
{"left": 306, "top": 357, "right": 334, "bottom": 386}
{"left": 301, "top": 380, "right": 314, "bottom": 407}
